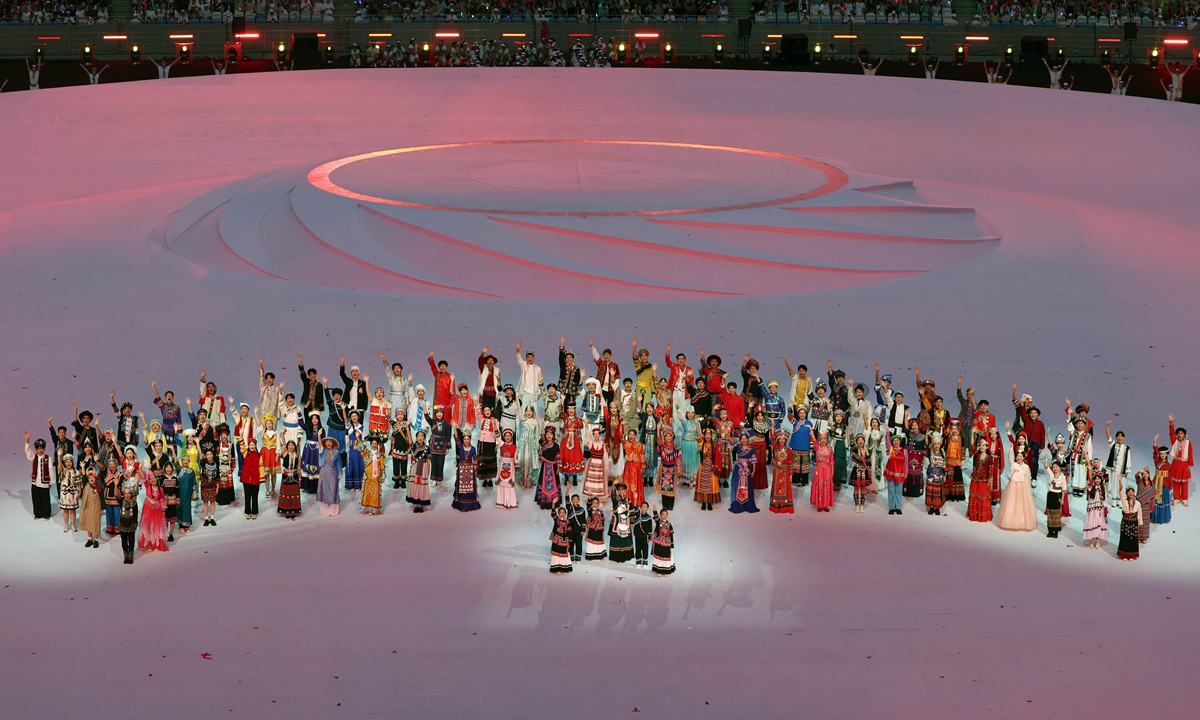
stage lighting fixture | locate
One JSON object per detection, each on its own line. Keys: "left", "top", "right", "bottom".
{"left": 1100, "top": 47, "right": 1112, "bottom": 65}
{"left": 1149, "top": 47, "right": 1159, "bottom": 69}
{"left": 908, "top": 45, "right": 918, "bottom": 63}
{"left": 227, "top": 46, "right": 239, "bottom": 64}
{"left": 714, "top": 42, "right": 724, "bottom": 64}
{"left": 324, "top": 43, "right": 337, "bottom": 66}
{"left": 422, "top": 42, "right": 429, "bottom": 52}
{"left": 34, "top": 47, "right": 44, "bottom": 63}
{"left": 81, "top": 43, "right": 93, "bottom": 64}
{"left": 858, "top": 46, "right": 869, "bottom": 62}
{"left": 1054, "top": 47, "right": 1065, "bottom": 64}
{"left": 664, "top": 42, "right": 674, "bottom": 64}
{"left": 275, "top": 41, "right": 289, "bottom": 62}
{"left": 179, "top": 43, "right": 191, "bottom": 62}
{"left": 812, "top": 42, "right": 823, "bottom": 61}
{"left": 762, "top": 43, "right": 772, "bottom": 64}
{"left": 130, "top": 43, "right": 141, "bottom": 63}
{"left": 954, "top": 44, "right": 966, "bottom": 64}
{"left": 1004, "top": 45, "right": 1014, "bottom": 62}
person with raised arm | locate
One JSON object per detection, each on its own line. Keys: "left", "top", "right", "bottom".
{"left": 1167, "top": 414, "right": 1192, "bottom": 506}
{"left": 296, "top": 354, "right": 325, "bottom": 415}
{"left": 514, "top": 342, "right": 544, "bottom": 416}
{"left": 427, "top": 350, "right": 454, "bottom": 410}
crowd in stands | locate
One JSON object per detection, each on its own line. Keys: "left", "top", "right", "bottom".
{"left": 970, "top": 1, "right": 1200, "bottom": 27}
{"left": 0, "top": 0, "right": 109, "bottom": 23}
{"left": 350, "top": 0, "right": 728, "bottom": 22}
{"left": 751, "top": 0, "right": 958, "bottom": 23}
{"left": 129, "top": 0, "right": 335, "bottom": 22}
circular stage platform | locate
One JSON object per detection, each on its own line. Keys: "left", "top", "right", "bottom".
{"left": 1, "top": 68, "right": 1198, "bottom": 719}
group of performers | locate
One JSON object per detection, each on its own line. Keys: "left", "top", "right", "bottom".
{"left": 22, "top": 340, "right": 1193, "bottom": 569}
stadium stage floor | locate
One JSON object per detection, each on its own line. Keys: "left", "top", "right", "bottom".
{"left": 1, "top": 69, "right": 1198, "bottom": 718}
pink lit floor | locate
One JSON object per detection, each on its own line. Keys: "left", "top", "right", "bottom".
{"left": 1, "top": 69, "right": 1198, "bottom": 718}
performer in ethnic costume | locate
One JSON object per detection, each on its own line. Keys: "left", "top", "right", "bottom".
{"left": 360, "top": 438, "right": 385, "bottom": 515}
{"left": 730, "top": 430, "right": 760, "bottom": 514}
{"left": 1151, "top": 442, "right": 1172, "bottom": 524}
{"left": 769, "top": 427, "right": 794, "bottom": 513}
{"left": 566, "top": 496, "right": 585, "bottom": 561}
{"left": 829, "top": 409, "right": 848, "bottom": 491}
{"left": 849, "top": 434, "right": 871, "bottom": 513}
{"left": 944, "top": 417, "right": 967, "bottom": 502}
{"left": 1083, "top": 459, "right": 1110, "bottom": 549}
{"left": 451, "top": 434, "right": 481, "bottom": 512}
{"left": 477, "top": 405, "right": 499, "bottom": 488}
{"left": 584, "top": 496, "right": 608, "bottom": 560}
{"left": 559, "top": 405, "right": 586, "bottom": 487}
{"left": 904, "top": 419, "right": 927, "bottom": 498}
{"left": 621, "top": 430, "right": 646, "bottom": 508}
{"left": 549, "top": 505, "right": 573, "bottom": 574}
{"left": 883, "top": 434, "right": 907, "bottom": 515}
{"left": 517, "top": 406, "right": 542, "bottom": 488}
{"left": 966, "top": 438, "right": 995, "bottom": 523}
{"left": 655, "top": 429, "right": 680, "bottom": 511}
{"left": 406, "top": 432, "right": 431, "bottom": 512}
{"left": 1045, "top": 461, "right": 1067, "bottom": 538}
{"left": 496, "top": 428, "right": 518, "bottom": 509}
{"left": 582, "top": 427, "right": 608, "bottom": 500}
{"left": 1168, "top": 415, "right": 1192, "bottom": 505}
{"left": 300, "top": 411, "right": 323, "bottom": 494}
{"left": 535, "top": 427, "right": 561, "bottom": 509}
{"left": 633, "top": 501, "right": 654, "bottom": 566}
{"left": 650, "top": 510, "right": 675, "bottom": 575}
{"left": 608, "top": 486, "right": 635, "bottom": 562}
{"left": 750, "top": 409, "right": 771, "bottom": 490}
{"left": 1135, "top": 468, "right": 1155, "bottom": 543}
{"left": 788, "top": 406, "right": 813, "bottom": 487}
{"left": 693, "top": 427, "right": 722, "bottom": 511}
{"left": 810, "top": 430, "right": 835, "bottom": 513}
{"left": 1116, "top": 487, "right": 1142, "bottom": 560}
{"left": 277, "top": 441, "right": 302, "bottom": 519}
{"left": 428, "top": 407, "right": 451, "bottom": 485}
{"left": 317, "top": 437, "right": 341, "bottom": 517}
{"left": 925, "top": 436, "right": 946, "bottom": 515}
{"left": 389, "top": 410, "right": 411, "bottom": 489}
{"left": 986, "top": 426, "right": 1005, "bottom": 504}
{"left": 996, "top": 449, "right": 1037, "bottom": 531}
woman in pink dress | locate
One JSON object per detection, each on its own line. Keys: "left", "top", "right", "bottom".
{"left": 138, "top": 473, "right": 169, "bottom": 552}
{"left": 810, "top": 430, "right": 835, "bottom": 512}
{"left": 995, "top": 449, "right": 1038, "bottom": 531}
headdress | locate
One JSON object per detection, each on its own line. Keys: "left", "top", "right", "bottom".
{"left": 120, "top": 402, "right": 133, "bottom": 410}
{"left": 323, "top": 437, "right": 340, "bottom": 449}
{"left": 815, "top": 379, "right": 828, "bottom": 390}
{"left": 706, "top": 354, "right": 722, "bottom": 367}
{"left": 880, "top": 374, "right": 892, "bottom": 383}
{"left": 745, "top": 358, "right": 760, "bottom": 370}
{"left": 482, "top": 354, "right": 499, "bottom": 365}
{"left": 33, "top": 438, "right": 46, "bottom": 448}
{"left": 767, "top": 380, "right": 780, "bottom": 389}
{"left": 1075, "top": 403, "right": 1090, "bottom": 414}
{"left": 78, "top": 410, "right": 93, "bottom": 421}
{"left": 148, "top": 419, "right": 162, "bottom": 429}
{"left": 262, "top": 412, "right": 277, "bottom": 424}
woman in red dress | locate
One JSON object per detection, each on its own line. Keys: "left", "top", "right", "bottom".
{"left": 883, "top": 434, "right": 907, "bottom": 515}
{"left": 967, "top": 437, "right": 996, "bottom": 522}
{"left": 620, "top": 429, "right": 645, "bottom": 508}
{"left": 769, "top": 427, "right": 794, "bottom": 513}
{"left": 559, "top": 405, "right": 586, "bottom": 486}
{"left": 1168, "top": 414, "right": 1192, "bottom": 505}
{"left": 810, "top": 430, "right": 835, "bottom": 512}
{"left": 750, "top": 409, "right": 770, "bottom": 490}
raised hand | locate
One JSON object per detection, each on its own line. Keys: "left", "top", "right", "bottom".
{"left": 339, "top": 355, "right": 346, "bottom": 366}
{"left": 482, "top": 346, "right": 490, "bottom": 355}
{"left": 515, "top": 341, "right": 523, "bottom": 353}
{"left": 24, "top": 430, "right": 30, "bottom": 443}
{"left": 1168, "top": 413, "right": 1175, "bottom": 423}
{"left": 109, "top": 390, "right": 116, "bottom": 401}
{"left": 588, "top": 338, "right": 595, "bottom": 347}
{"left": 185, "top": 397, "right": 192, "bottom": 406}
{"left": 560, "top": 335, "right": 566, "bottom": 346}
{"left": 378, "top": 353, "right": 387, "bottom": 361}
{"left": 876, "top": 363, "right": 881, "bottom": 372}
{"left": 321, "top": 377, "right": 328, "bottom": 386}
{"left": 297, "top": 353, "right": 304, "bottom": 363}
{"left": 429, "top": 350, "right": 436, "bottom": 358}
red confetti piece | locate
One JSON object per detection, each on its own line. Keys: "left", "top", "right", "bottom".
{"left": 201, "top": 653, "right": 212, "bottom": 659}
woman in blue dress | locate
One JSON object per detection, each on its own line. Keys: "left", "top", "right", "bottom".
{"left": 344, "top": 411, "right": 365, "bottom": 491}
{"left": 317, "top": 437, "right": 342, "bottom": 516}
{"left": 535, "top": 426, "right": 561, "bottom": 509}
{"left": 729, "top": 429, "right": 760, "bottom": 514}
{"left": 452, "top": 431, "right": 481, "bottom": 512}
{"left": 677, "top": 409, "right": 700, "bottom": 485}
{"left": 176, "top": 454, "right": 196, "bottom": 532}
{"left": 300, "top": 410, "right": 323, "bottom": 493}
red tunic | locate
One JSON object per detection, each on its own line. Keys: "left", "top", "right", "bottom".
{"left": 559, "top": 417, "right": 585, "bottom": 474}
{"left": 884, "top": 448, "right": 906, "bottom": 482}
{"left": 428, "top": 357, "right": 454, "bottom": 409}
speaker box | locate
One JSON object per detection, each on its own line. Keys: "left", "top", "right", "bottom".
{"left": 778, "top": 33, "right": 809, "bottom": 65}
{"left": 1123, "top": 21, "right": 1138, "bottom": 41}
{"left": 737, "top": 18, "right": 753, "bottom": 39}
{"left": 292, "top": 32, "right": 322, "bottom": 69}
{"left": 1019, "top": 36, "right": 1048, "bottom": 65}
{"left": 232, "top": 16, "right": 246, "bottom": 35}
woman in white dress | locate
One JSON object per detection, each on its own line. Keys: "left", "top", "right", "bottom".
{"left": 495, "top": 428, "right": 519, "bottom": 509}
{"left": 995, "top": 448, "right": 1038, "bottom": 531}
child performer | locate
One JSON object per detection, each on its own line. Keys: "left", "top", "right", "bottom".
{"left": 585, "top": 496, "right": 608, "bottom": 560}
{"left": 650, "top": 508, "right": 675, "bottom": 576}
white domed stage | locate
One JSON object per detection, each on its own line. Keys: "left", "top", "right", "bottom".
{"left": 1, "top": 68, "right": 1198, "bottom": 718}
